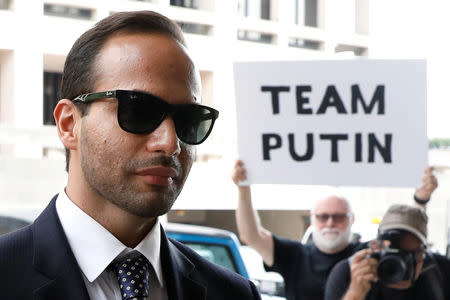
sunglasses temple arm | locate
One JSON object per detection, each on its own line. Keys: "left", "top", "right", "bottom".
{"left": 200, "top": 111, "right": 219, "bottom": 121}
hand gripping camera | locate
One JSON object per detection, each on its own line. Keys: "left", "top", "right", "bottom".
{"left": 370, "top": 230, "right": 418, "bottom": 285}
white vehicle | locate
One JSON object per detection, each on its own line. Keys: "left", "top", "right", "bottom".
{"left": 240, "top": 245, "right": 286, "bottom": 300}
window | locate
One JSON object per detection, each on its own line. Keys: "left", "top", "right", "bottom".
{"left": 176, "top": 22, "right": 213, "bottom": 36}
{"left": 185, "top": 242, "right": 238, "bottom": 273}
{"left": 238, "top": 30, "right": 274, "bottom": 44}
{"left": 171, "top": 0, "right": 198, "bottom": 9}
{"left": 43, "top": 72, "right": 62, "bottom": 125}
{"left": 294, "top": 0, "right": 318, "bottom": 27}
{"left": 171, "top": 0, "right": 214, "bottom": 11}
{"left": 288, "top": 37, "right": 321, "bottom": 50}
{"left": 238, "top": 0, "right": 272, "bottom": 20}
{"left": 261, "top": 0, "right": 271, "bottom": 20}
{"left": 304, "top": 0, "right": 317, "bottom": 27}
{"left": 44, "top": 4, "right": 93, "bottom": 20}
{"left": 0, "top": 216, "right": 31, "bottom": 235}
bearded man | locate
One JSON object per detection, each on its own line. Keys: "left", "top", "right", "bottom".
{"left": 231, "top": 160, "right": 437, "bottom": 300}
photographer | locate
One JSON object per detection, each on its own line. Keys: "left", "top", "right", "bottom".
{"left": 324, "top": 204, "right": 450, "bottom": 300}
{"left": 232, "top": 160, "right": 438, "bottom": 300}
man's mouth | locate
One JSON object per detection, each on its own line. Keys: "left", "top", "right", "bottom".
{"left": 135, "top": 166, "right": 178, "bottom": 186}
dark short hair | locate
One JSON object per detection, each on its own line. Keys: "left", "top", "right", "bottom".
{"left": 59, "top": 10, "right": 185, "bottom": 172}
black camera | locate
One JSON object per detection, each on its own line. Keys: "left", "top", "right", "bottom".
{"left": 370, "top": 230, "right": 417, "bottom": 285}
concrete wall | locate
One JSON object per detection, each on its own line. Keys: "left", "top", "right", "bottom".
{"left": 0, "top": 156, "right": 67, "bottom": 211}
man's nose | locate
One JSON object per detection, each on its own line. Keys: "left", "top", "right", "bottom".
{"left": 325, "top": 216, "right": 335, "bottom": 227}
{"left": 145, "top": 117, "right": 181, "bottom": 156}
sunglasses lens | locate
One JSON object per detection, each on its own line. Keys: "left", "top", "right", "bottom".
{"left": 315, "top": 213, "right": 349, "bottom": 223}
{"left": 174, "top": 105, "right": 216, "bottom": 145}
{"left": 315, "top": 214, "right": 329, "bottom": 223}
{"left": 117, "top": 93, "right": 166, "bottom": 134}
{"left": 116, "top": 91, "right": 217, "bottom": 144}
{"left": 333, "top": 214, "right": 348, "bottom": 223}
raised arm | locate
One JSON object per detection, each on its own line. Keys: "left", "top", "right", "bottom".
{"left": 413, "top": 166, "right": 438, "bottom": 210}
{"left": 232, "top": 160, "right": 275, "bottom": 266}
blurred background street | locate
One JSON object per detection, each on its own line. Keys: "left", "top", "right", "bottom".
{"left": 1, "top": 0, "right": 450, "bottom": 261}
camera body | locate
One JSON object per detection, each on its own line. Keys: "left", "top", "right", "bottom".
{"left": 370, "top": 230, "right": 417, "bottom": 285}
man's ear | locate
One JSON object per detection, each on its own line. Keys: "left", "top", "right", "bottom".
{"left": 54, "top": 99, "right": 81, "bottom": 150}
{"left": 350, "top": 213, "right": 355, "bottom": 225}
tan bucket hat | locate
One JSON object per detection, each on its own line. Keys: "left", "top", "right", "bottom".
{"left": 378, "top": 204, "right": 428, "bottom": 246}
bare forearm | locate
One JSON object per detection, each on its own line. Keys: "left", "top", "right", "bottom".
{"left": 236, "top": 186, "right": 262, "bottom": 243}
{"left": 342, "top": 290, "right": 366, "bottom": 300}
{"left": 235, "top": 185, "right": 274, "bottom": 265}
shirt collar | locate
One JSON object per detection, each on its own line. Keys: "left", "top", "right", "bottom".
{"left": 55, "top": 189, "right": 164, "bottom": 286}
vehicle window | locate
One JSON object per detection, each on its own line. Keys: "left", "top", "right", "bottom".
{"left": 184, "top": 242, "right": 237, "bottom": 273}
{"left": 0, "top": 216, "right": 30, "bottom": 235}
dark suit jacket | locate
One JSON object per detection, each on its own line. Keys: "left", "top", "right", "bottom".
{"left": 0, "top": 196, "right": 261, "bottom": 300}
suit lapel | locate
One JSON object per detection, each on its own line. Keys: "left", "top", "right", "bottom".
{"left": 160, "top": 227, "right": 206, "bottom": 300}
{"left": 30, "top": 198, "right": 209, "bottom": 300}
{"left": 32, "top": 196, "right": 90, "bottom": 300}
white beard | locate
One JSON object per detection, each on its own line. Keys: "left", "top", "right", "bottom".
{"left": 312, "top": 226, "right": 352, "bottom": 253}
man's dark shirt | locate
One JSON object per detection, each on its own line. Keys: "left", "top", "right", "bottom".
{"left": 325, "top": 252, "right": 450, "bottom": 300}
{"left": 264, "top": 234, "right": 365, "bottom": 300}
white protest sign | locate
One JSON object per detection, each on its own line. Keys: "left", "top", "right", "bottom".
{"left": 233, "top": 60, "right": 427, "bottom": 187}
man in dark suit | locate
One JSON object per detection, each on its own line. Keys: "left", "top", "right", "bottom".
{"left": 0, "top": 11, "right": 260, "bottom": 300}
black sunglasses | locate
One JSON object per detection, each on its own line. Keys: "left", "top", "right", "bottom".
{"left": 73, "top": 90, "right": 219, "bottom": 145}
{"left": 313, "top": 213, "right": 351, "bottom": 224}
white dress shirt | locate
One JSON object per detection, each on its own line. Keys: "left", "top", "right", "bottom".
{"left": 55, "top": 189, "right": 168, "bottom": 300}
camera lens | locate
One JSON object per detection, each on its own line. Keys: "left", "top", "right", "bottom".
{"left": 377, "top": 255, "right": 407, "bottom": 284}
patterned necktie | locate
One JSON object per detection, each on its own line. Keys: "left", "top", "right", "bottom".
{"left": 112, "top": 251, "right": 151, "bottom": 300}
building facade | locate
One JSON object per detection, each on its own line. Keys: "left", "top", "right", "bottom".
{"left": 3, "top": 0, "right": 449, "bottom": 253}
{"left": 0, "top": 0, "right": 370, "bottom": 205}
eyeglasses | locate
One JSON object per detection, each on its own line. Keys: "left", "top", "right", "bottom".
{"left": 314, "top": 213, "right": 351, "bottom": 224}
{"left": 73, "top": 90, "right": 219, "bottom": 145}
